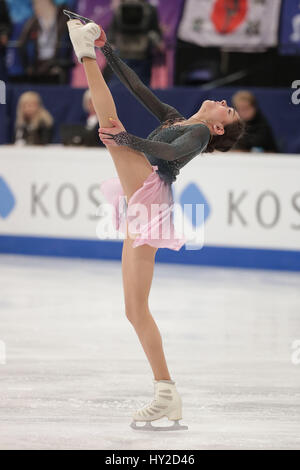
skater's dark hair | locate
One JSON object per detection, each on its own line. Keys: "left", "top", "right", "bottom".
{"left": 205, "top": 119, "right": 246, "bottom": 153}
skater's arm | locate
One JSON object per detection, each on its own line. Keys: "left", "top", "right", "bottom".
{"left": 100, "top": 122, "right": 210, "bottom": 161}
{"left": 100, "top": 41, "right": 183, "bottom": 124}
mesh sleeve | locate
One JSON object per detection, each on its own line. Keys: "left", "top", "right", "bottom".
{"left": 106, "top": 124, "right": 210, "bottom": 162}
{"left": 101, "top": 42, "right": 184, "bottom": 123}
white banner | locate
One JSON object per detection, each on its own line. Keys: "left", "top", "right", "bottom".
{"left": 0, "top": 146, "right": 300, "bottom": 251}
{"left": 178, "top": 0, "right": 282, "bottom": 50}
{"left": 0, "top": 146, "right": 112, "bottom": 240}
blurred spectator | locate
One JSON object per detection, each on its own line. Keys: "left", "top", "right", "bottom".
{"left": 15, "top": 91, "right": 54, "bottom": 145}
{"left": 60, "top": 90, "right": 104, "bottom": 147}
{"left": 107, "top": 0, "right": 163, "bottom": 86}
{"left": 232, "top": 91, "right": 278, "bottom": 153}
{"left": 0, "top": 0, "right": 12, "bottom": 81}
{"left": 18, "top": 0, "right": 72, "bottom": 84}
{"left": 82, "top": 89, "right": 102, "bottom": 147}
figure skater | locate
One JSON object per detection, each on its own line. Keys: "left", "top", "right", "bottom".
{"left": 65, "top": 11, "right": 245, "bottom": 431}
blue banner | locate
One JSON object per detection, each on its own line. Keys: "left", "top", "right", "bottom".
{"left": 280, "top": 0, "right": 300, "bottom": 55}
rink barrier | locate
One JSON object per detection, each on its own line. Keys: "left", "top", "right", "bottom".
{"left": 0, "top": 235, "right": 299, "bottom": 272}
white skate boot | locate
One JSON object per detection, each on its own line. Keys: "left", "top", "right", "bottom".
{"left": 67, "top": 19, "right": 101, "bottom": 63}
{"left": 130, "top": 380, "right": 188, "bottom": 431}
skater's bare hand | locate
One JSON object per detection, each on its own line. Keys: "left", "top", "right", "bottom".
{"left": 95, "top": 27, "right": 107, "bottom": 48}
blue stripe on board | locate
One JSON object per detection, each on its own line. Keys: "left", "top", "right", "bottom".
{"left": 0, "top": 235, "right": 299, "bottom": 272}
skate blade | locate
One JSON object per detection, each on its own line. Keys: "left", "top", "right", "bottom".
{"left": 130, "top": 420, "right": 188, "bottom": 432}
{"left": 63, "top": 9, "right": 94, "bottom": 24}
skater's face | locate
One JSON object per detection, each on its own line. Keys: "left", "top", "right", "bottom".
{"left": 200, "top": 100, "right": 240, "bottom": 128}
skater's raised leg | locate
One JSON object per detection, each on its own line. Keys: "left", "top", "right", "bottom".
{"left": 82, "top": 56, "right": 153, "bottom": 201}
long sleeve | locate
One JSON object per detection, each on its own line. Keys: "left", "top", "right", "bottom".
{"left": 108, "top": 124, "right": 210, "bottom": 162}
{"left": 100, "top": 41, "right": 183, "bottom": 123}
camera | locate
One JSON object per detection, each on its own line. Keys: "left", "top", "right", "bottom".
{"left": 117, "top": 0, "right": 151, "bottom": 34}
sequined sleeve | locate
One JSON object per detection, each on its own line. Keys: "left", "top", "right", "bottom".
{"left": 104, "top": 124, "right": 210, "bottom": 162}
{"left": 101, "top": 42, "right": 184, "bottom": 123}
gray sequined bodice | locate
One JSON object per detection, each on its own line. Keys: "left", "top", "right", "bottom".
{"left": 101, "top": 42, "right": 211, "bottom": 184}
{"left": 145, "top": 122, "right": 210, "bottom": 184}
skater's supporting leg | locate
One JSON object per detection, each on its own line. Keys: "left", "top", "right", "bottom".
{"left": 122, "top": 236, "right": 172, "bottom": 381}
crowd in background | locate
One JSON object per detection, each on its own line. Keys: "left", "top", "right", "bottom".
{"left": 0, "top": 0, "right": 11, "bottom": 81}
{"left": 0, "top": 0, "right": 297, "bottom": 153}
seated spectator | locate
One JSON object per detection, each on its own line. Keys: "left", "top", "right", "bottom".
{"left": 232, "top": 91, "right": 278, "bottom": 153}
{"left": 82, "top": 89, "right": 102, "bottom": 147}
{"left": 15, "top": 91, "right": 54, "bottom": 145}
{"left": 18, "top": 0, "right": 72, "bottom": 84}
{"left": 59, "top": 90, "right": 104, "bottom": 147}
{"left": 0, "top": 0, "right": 12, "bottom": 81}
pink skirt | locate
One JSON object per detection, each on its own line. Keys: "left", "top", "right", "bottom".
{"left": 100, "top": 165, "right": 186, "bottom": 250}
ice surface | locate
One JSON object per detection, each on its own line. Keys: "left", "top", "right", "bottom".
{"left": 0, "top": 255, "right": 300, "bottom": 450}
